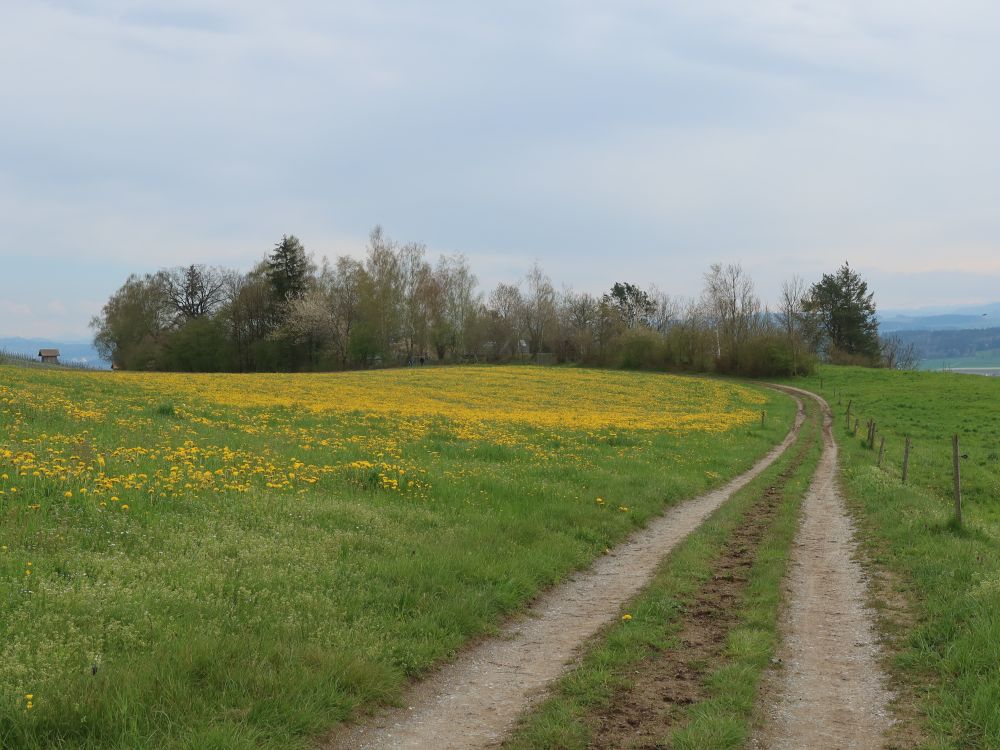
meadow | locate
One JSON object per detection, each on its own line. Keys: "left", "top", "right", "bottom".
{"left": 793, "top": 367, "right": 1000, "bottom": 749}
{"left": 0, "top": 364, "right": 794, "bottom": 749}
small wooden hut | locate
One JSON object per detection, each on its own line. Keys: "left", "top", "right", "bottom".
{"left": 38, "top": 348, "right": 60, "bottom": 364}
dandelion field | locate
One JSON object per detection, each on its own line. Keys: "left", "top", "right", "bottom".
{"left": 0, "top": 364, "right": 794, "bottom": 749}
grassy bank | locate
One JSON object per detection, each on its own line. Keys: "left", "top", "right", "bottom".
{"left": 0, "top": 364, "right": 794, "bottom": 749}
{"left": 504, "top": 396, "right": 820, "bottom": 749}
{"left": 790, "top": 366, "right": 1000, "bottom": 749}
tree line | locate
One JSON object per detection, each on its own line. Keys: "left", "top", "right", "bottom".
{"left": 92, "top": 227, "right": 902, "bottom": 375}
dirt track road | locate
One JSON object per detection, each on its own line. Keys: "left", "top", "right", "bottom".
{"left": 756, "top": 386, "right": 891, "bottom": 749}
{"left": 326, "top": 398, "right": 806, "bottom": 750}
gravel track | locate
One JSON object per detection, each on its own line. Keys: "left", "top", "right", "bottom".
{"left": 325, "top": 398, "right": 806, "bottom": 750}
{"left": 755, "top": 385, "right": 892, "bottom": 750}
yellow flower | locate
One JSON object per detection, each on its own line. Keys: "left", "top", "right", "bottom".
{"left": 64, "top": 490, "right": 73, "bottom": 498}
{"left": 25, "top": 694, "right": 32, "bottom": 700}
{"left": 121, "top": 504, "right": 130, "bottom": 511}
{"left": 621, "top": 613, "right": 632, "bottom": 621}
{"left": 595, "top": 497, "right": 605, "bottom": 505}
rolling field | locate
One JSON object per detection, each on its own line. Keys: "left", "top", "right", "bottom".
{"left": 793, "top": 367, "right": 1000, "bottom": 748}
{"left": 0, "top": 364, "right": 794, "bottom": 749}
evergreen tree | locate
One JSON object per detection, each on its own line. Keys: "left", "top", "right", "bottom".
{"left": 266, "top": 235, "right": 310, "bottom": 304}
{"left": 804, "top": 262, "right": 880, "bottom": 359}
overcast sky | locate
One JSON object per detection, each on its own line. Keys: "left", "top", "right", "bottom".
{"left": 3, "top": 1, "right": 1000, "bottom": 339}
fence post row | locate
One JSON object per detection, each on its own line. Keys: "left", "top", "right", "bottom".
{"left": 902, "top": 437, "right": 911, "bottom": 484}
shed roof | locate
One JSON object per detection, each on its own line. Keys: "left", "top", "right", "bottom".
{"left": 38, "top": 349, "right": 60, "bottom": 357}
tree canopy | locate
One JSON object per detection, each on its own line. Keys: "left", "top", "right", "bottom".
{"left": 804, "top": 262, "right": 880, "bottom": 361}
{"left": 92, "top": 232, "right": 898, "bottom": 375}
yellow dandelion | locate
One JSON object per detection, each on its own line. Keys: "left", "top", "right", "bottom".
{"left": 621, "top": 613, "right": 632, "bottom": 621}
{"left": 121, "top": 504, "right": 129, "bottom": 511}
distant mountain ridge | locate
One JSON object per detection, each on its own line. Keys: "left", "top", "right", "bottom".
{"left": 878, "top": 302, "right": 1000, "bottom": 332}
{"left": 0, "top": 337, "right": 107, "bottom": 366}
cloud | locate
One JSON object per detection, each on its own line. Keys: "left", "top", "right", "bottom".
{"left": 2, "top": 1, "right": 999, "bottom": 337}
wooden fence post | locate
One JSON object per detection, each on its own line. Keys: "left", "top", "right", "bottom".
{"left": 761, "top": 409, "right": 766, "bottom": 428}
{"left": 952, "top": 434, "right": 963, "bottom": 527}
{"left": 853, "top": 417, "right": 859, "bottom": 436}
{"left": 902, "top": 437, "right": 911, "bottom": 483}
{"left": 846, "top": 399, "right": 852, "bottom": 422}
{"left": 877, "top": 436, "right": 886, "bottom": 468}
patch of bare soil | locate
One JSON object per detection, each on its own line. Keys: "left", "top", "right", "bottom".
{"left": 585, "top": 425, "right": 814, "bottom": 749}
{"left": 753, "top": 386, "right": 892, "bottom": 750}
{"left": 323, "top": 399, "right": 805, "bottom": 750}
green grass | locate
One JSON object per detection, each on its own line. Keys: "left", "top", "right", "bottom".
{"left": 790, "top": 366, "right": 1000, "bottom": 749}
{"left": 504, "top": 396, "right": 820, "bottom": 749}
{"left": 0, "top": 364, "right": 796, "bottom": 749}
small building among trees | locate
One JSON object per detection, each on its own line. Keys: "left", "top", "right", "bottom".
{"left": 38, "top": 348, "right": 60, "bottom": 364}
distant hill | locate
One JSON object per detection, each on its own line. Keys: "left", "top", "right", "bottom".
{"left": 886, "top": 327, "right": 1000, "bottom": 369}
{"left": 879, "top": 302, "right": 1000, "bottom": 332}
{"left": 0, "top": 337, "right": 108, "bottom": 367}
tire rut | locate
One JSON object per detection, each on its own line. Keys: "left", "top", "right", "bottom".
{"left": 582, "top": 406, "right": 817, "bottom": 749}
{"left": 323, "top": 398, "right": 806, "bottom": 750}
{"left": 754, "top": 385, "right": 892, "bottom": 750}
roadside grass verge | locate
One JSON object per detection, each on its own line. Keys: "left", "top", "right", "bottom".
{"left": 789, "top": 367, "right": 1000, "bottom": 749}
{"left": 504, "top": 396, "right": 820, "bottom": 749}
{"left": 0, "top": 365, "right": 795, "bottom": 749}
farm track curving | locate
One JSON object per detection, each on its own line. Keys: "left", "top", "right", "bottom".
{"left": 754, "top": 385, "right": 892, "bottom": 749}
{"left": 578, "top": 397, "right": 819, "bottom": 748}
{"left": 324, "top": 397, "right": 807, "bottom": 750}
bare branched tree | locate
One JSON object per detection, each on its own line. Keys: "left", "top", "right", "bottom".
{"left": 702, "top": 263, "right": 761, "bottom": 367}
{"left": 777, "top": 275, "right": 808, "bottom": 374}
{"left": 160, "top": 265, "right": 228, "bottom": 322}
{"left": 523, "top": 264, "right": 556, "bottom": 355}
{"left": 880, "top": 334, "right": 919, "bottom": 370}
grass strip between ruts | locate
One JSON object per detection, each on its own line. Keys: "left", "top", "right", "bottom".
{"left": 504, "top": 395, "right": 821, "bottom": 749}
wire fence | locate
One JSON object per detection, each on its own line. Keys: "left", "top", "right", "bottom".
{"left": 0, "top": 348, "right": 108, "bottom": 371}
{"left": 835, "top": 390, "right": 970, "bottom": 528}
